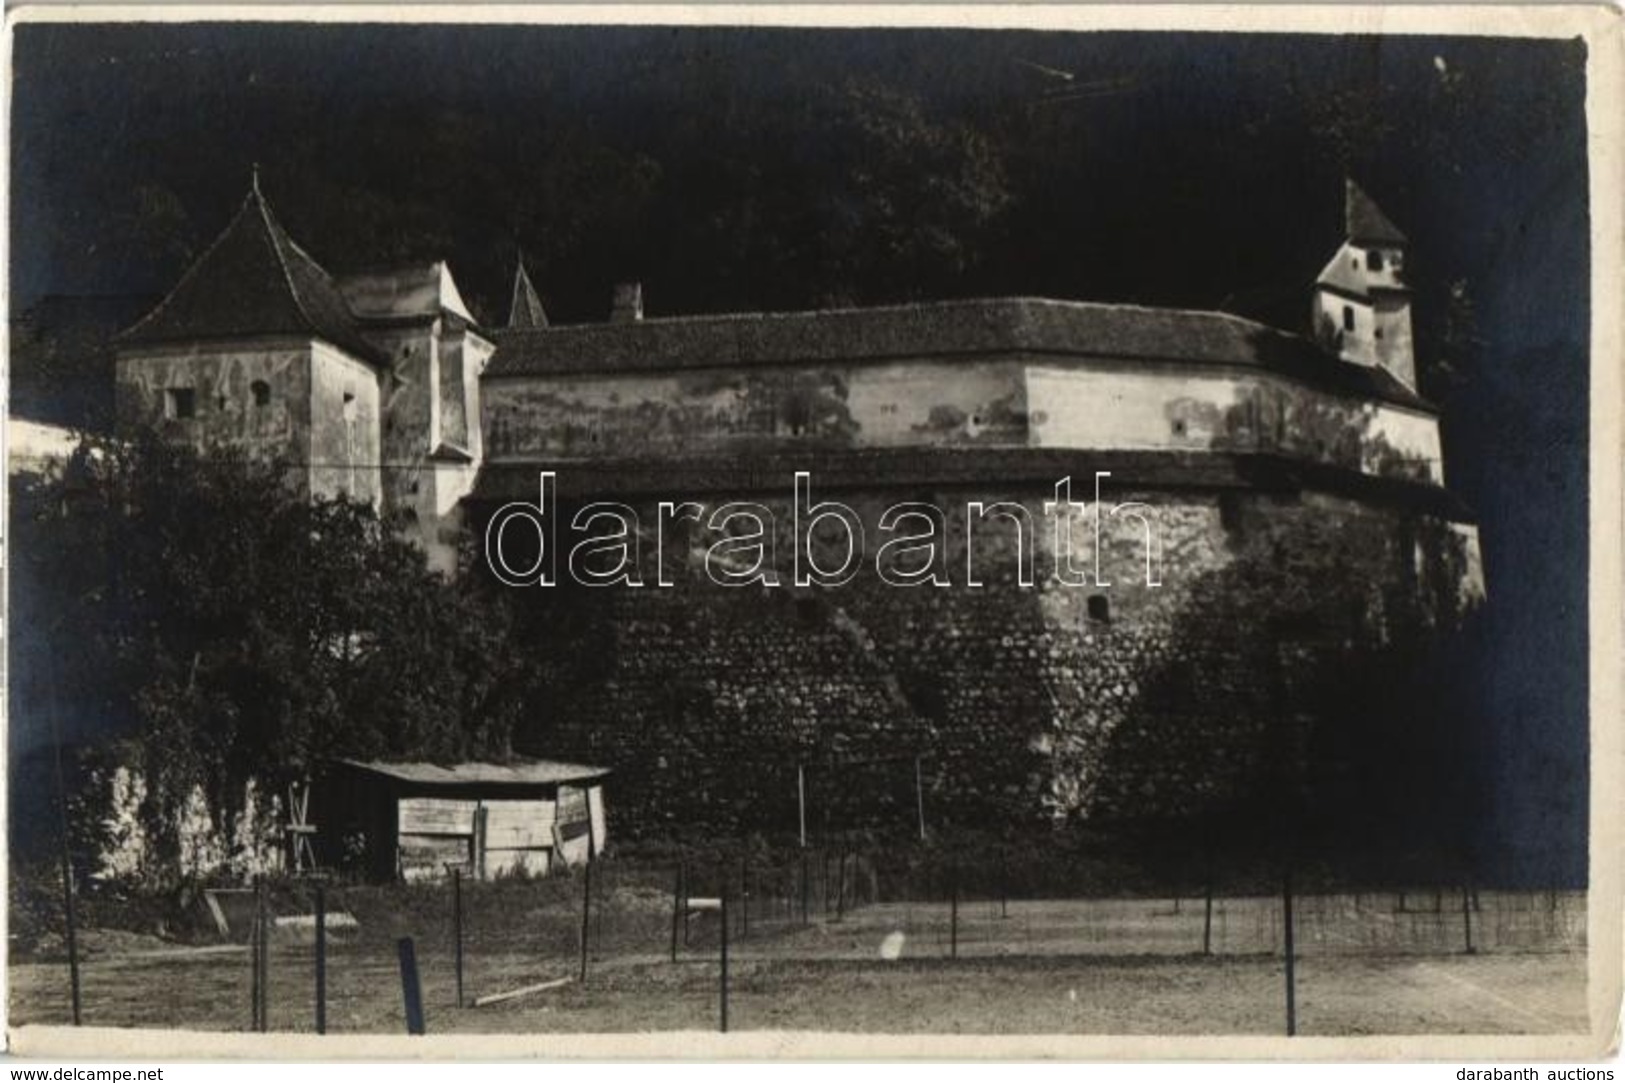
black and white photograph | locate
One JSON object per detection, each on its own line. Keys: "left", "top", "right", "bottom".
{"left": 3, "top": 5, "right": 1619, "bottom": 1063}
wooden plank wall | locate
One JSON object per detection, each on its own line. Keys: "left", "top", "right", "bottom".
{"left": 387, "top": 790, "right": 599, "bottom": 880}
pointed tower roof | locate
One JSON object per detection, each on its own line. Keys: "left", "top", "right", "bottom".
{"left": 507, "top": 258, "right": 549, "bottom": 329}
{"left": 119, "top": 177, "right": 385, "bottom": 365}
{"left": 1345, "top": 179, "right": 1407, "bottom": 246}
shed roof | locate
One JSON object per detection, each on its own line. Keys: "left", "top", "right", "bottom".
{"left": 119, "top": 184, "right": 387, "bottom": 366}
{"left": 339, "top": 758, "right": 610, "bottom": 787}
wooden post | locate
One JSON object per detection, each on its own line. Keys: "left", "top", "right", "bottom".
{"left": 397, "top": 937, "right": 425, "bottom": 1035}
{"left": 1283, "top": 867, "right": 1296, "bottom": 1037}
{"left": 1203, "top": 874, "right": 1215, "bottom": 957}
{"left": 578, "top": 858, "right": 593, "bottom": 982}
{"left": 260, "top": 880, "right": 271, "bottom": 1032}
{"left": 248, "top": 890, "right": 260, "bottom": 1032}
{"left": 452, "top": 869, "right": 465, "bottom": 1008}
{"left": 949, "top": 863, "right": 959, "bottom": 960}
{"left": 670, "top": 864, "right": 683, "bottom": 963}
{"left": 315, "top": 884, "right": 327, "bottom": 1034}
{"left": 250, "top": 877, "right": 270, "bottom": 1033}
{"left": 719, "top": 887, "right": 730, "bottom": 1034}
{"left": 800, "top": 851, "right": 810, "bottom": 927}
{"left": 1461, "top": 881, "right": 1476, "bottom": 955}
{"left": 579, "top": 790, "right": 597, "bottom": 982}
{"left": 59, "top": 838, "right": 81, "bottom": 1027}
{"left": 49, "top": 680, "right": 81, "bottom": 1027}
{"left": 473, "top": 806, "right": 489, "bottom": 882}
{"left": 914, "top": 756, "right": 927, "bottom": 842}
{"left": 740, "top": 855, "right": 750, "bottom": 940}
{"left": 797, "top": 764, "right": 807, "bottom": 849}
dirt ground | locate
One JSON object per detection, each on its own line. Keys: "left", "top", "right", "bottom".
{"left": 7, "top": 893, "right": 1588, "bottom": 1036}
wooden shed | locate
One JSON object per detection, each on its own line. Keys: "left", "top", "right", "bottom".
{"left": 320, "top": 759, "right": 609, "bottom": 882}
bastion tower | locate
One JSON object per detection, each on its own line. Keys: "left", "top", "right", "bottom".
{"left": 118, "top": 179, "right": 1481, "bottom": 838}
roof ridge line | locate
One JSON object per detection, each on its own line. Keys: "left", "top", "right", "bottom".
{"left": 496, "top": 294, "right": 1304, "bottom": 340}
{"left": 117, "top": 190, "right": 261, "bottom": 343}
{"left": 251, "top": 188, "right": 328, "bottom": 341}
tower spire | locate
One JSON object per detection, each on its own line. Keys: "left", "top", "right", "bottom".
{"left": 508, "top": 256, "right": 548, "bottom": 329}
{"left": 1313, "top": 180, "right": 1415, "bottom": 391}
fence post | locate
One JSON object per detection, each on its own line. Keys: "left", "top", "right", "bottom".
{"left": 59, "top": 841, "right": 82, "bottom": 1026}
{"left": 248, "top": 886, "right": 260, "bottom": 1032}
{"left": 260, "top": 879, "right": 272, "bottom": 1032}
{"left": 719, "top": 886, "right": 730, "bottom": 1034}
{"left": 579, "top": 854, "right": 593, "bottom": 982}
{"left": 473, "top": 806, "right": 488, "bottom": 882}
{"left": 1203, "top": 872, "right": 1215, "bottom": 957}
{"left": 793, "top": 845, "right": 806, "bottom": 923}
{"left": 740, "top": 854, "right": 750, "bottom": 940}
{"left": 1283, "top": 867, "right": 1296, "bottom": 1037}
{"left": 949, "top": 862, "right": 959, "bottom": 960}
{"left": 914, "top": 755, "right": 927, "bottom": 841}
{"left": 1461, "top": 881, "right": 1476, "bottom": 955}
{"left": 250, "top": 876, "right": 270, "bottom": 1033}
{"left": 397, "top": 937, "right": 425, "bottom": 1036}
{"left": 452, "top": 869, "right": 464, "bottom": 1008}
{"left": 670, "top": 864, "right": 683, "bottom": 963}
{"left": 315, "top": 883, "right": 327, "bottom": 1034}
{"left": 797, "top": 764, "right": 807, "bottom": 849}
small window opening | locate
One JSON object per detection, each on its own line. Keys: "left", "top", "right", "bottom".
{"left": 1170, "top": 418, "right": 1188, "bottom": 438}
{"left": 165, "top": 388, "right": 196, "bottom": 420}
{"left": 251, "top": 380, "right": 271, "bottom": 407}
{"left": 1368, "top": 250, "right": 1385, "bottom": 272}
{"left": 341, "top": 389, "right": 357, "bottom": 422}
{"left": 1086, "top": 594, "right": 1111, "bottom": 624}
{"left": 1342, "top": 306, "right": 1355, "bottom": 332}
{"left": 1374, "top": 327, "right": 1384, "bottom": 340}
{"left": 1351, "top": 256, "right": 1360, "bottom": 270}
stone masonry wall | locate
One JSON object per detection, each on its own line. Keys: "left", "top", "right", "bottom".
{"left": 482, "top": 478, "right": 1473, "bottom": 843}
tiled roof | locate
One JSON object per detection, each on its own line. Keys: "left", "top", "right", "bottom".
{"left": 487, "top": 297, "right": 1429, "bottom": 409}
{"left": 1346, "top": 179, "right": 1407, "bottom": 246}
{"left": 118, "top": 186, "right": 387, "bottom": 366}
{"left": 338, "top": 758, "right": 609, "bottom": 786}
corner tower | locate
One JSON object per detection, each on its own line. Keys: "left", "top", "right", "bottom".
{"left": 1313, "top": 180, "right": 1416, "bottom": 392}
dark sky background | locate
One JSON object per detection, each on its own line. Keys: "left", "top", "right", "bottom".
{"left": 9, "top": 23, "right": 1591, "bottom": 881}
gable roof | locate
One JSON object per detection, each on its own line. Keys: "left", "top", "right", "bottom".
{"left": 508, "top": 260, "right": 549, "bottom": 329}
{"left": 1346, "top": 179, "right": 1408, "bottom": 246}
{"left": 118, "top": 184, "right": 387, "bottom": 365}
{"left": 486, "top": 297, "right": 1429, "bottom": 409}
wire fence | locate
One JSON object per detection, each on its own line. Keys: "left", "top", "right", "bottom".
{"left": 7, "top": 842, "right": 1589, "bottom": 1036}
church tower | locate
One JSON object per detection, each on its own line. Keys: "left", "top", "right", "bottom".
{"left": 1313, "top": 179, "right": 1416, "bottom": 392}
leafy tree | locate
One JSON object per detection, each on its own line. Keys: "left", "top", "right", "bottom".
{"left": 11, "top": 431, "right": 525, "bottom": 880}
